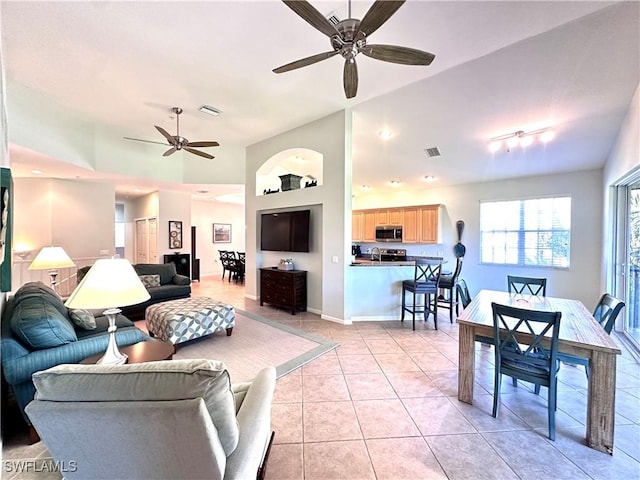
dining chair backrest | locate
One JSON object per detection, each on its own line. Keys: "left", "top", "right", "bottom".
{"left": 507, "top": 275, "right": 547, "bottom": 296}
{"left": 593, "top": 293, "right": 625, "bottom": 335}
{"left": 492, "top": 302, "right": 561, "bottom": 362}
{"left": 237, "top": 252, "right": 246, "bottom": 261}
{"left": 457, "top": 279, "right": 472, "bottom": 309}
{"left": 414, "top": 258, "right": 441, "bottom": 284}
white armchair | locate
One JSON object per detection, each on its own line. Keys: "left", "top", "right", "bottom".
{"left": 25, "top": 359, "right": 276, "bottom": 480}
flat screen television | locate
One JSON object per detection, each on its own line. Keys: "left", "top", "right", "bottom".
{"left": 260, "top": 210, "right": 310, "bottom": 252}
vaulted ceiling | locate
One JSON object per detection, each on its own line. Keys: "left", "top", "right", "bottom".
{"left": 2, "top": 1, "right": 639, "bottom": 202}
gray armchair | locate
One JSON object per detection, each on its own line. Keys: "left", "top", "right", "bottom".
{"left": 25, "top": 359, "right": 276, "bottom": 480}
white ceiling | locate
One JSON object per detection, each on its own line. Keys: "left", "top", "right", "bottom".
{"left": 2, "top": 1, "right": 639, "bottom": 201}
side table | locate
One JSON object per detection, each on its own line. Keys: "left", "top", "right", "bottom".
{"left": 80, "top": 340, "right": 174, "bottom": 364}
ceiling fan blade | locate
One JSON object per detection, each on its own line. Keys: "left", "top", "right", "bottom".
{"left": 155, "top": 125, "right": 177, "bottom": 146}
{"left": 358, "top": 1, "right": 405, "bottom": 37}
{"left": 273, "top": 50, "right": 339, "bottom": 73}
{"left": 282, "top": 0, "right": 339, "bottom": 38}
{"left": 343, "top": 59, "right": 358, "bottom": 99}
{"left": 362, "top": 44, "right": 435, "bottom": 65}
{"left": 187, "top": 141, "right": 220, "bottom": 147}
{"left": 123, "top": 136, "right": 169, "bottom": 146}
{"left": 185, "top": 147, "right": 214, "bottom": 160}
{"left": 163, "top": 147, "right": 177, "bottom": 157}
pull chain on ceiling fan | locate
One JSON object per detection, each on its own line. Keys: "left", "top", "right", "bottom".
{"left": 273, "top": 0, "right": 435, "bottom": 99}
{"left": 124, "top": 107, "right": 220, "bottom": 159}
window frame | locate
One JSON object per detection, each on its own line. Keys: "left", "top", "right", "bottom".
{"left": 479, "top": 195, "right": 571, "bottom": 269}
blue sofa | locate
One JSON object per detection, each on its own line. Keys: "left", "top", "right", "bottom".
{"left": 120, "top": 263, "right": 192, "bottom": 320}
{"left": 1, "top": 281, "right": 151, "bottom": 422}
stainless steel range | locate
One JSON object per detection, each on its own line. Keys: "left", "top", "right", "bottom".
{"left": 379, "top": 248, "right": 407, "bottom": 261}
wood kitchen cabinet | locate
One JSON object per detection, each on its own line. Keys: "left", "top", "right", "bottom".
{"left": 402, "top": 207, "right": 419, "bottom": 243}
{"left": 375, "top": 209, "right": 389, "bottom": 226}
{"left": 388, "top": 208, "right": 404, "bottom": 225}
{"left": 363, "top": 210, "right": 376, "bottom": 241}
{"left": 352, "top": 211, "right": 364, "bottom": 242}
{"left": 419, "top": 205, "right": 441, "bottom": 243}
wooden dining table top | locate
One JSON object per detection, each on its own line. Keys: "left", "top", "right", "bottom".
{"left": 457, "top": 289, "right": 621, "bottom": 355}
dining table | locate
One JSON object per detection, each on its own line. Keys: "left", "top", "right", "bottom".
{"left": 457, "top": 289, "right": 622, "bottom": 455}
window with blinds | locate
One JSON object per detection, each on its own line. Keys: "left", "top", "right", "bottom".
{"left": 480, "top": 196, "right": 571, "bottom": 268}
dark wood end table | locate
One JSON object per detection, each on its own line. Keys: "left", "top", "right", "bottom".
{"left": 80, "top": 340, "right": 174, "bottom": 365}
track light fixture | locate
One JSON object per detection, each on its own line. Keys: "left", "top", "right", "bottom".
{"left": 488, "top": 128, "right": 555, "bottom": 153}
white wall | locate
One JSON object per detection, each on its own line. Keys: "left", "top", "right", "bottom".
{"left": 354, "top": 169, "right": 603, "bottom": 308}
{"left": 191, "top": 199, "right": 245, "bottom": 277}
{"left": 246, "top": 110, "right": 351, "bottom": 321}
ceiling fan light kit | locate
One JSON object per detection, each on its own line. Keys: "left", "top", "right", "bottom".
{"left": 125, "top": 106, "right": 220, "bottom": 159}
{"left": 274, "top": 0, "right": 435, "bottom": 99}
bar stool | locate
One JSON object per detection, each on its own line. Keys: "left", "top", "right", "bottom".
{"left": 435, "top": 256, "right": 463, "bottom": 322}
{"left": 401, "top": 258, "right": 442, "bottom": 330}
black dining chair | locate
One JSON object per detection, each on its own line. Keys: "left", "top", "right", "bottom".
{"left": 557, "top": 293, "right": 625, "bottom": 378}
{"left": 234, "top": 252, "right": 246, "bottom": 284}
{"left": 436, "top": 257, "right": 463, "bottom": 321}
{"left": 219, "top": 250, "right": 238, "bottom": 282}
{"left": 507, "top": 275, "right": 547, "bottom": 296}
{"left": 457, "top": 279, "right": 472, "bottom": 310}
{"left": 401, "top": 258, "right": 442, "bottom": 331}
{"left": 491, "top": 302, "right": 562, "bottom": 441}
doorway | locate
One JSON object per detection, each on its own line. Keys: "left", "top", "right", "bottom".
{"left": 623, "top": 183, "right": 640, "bottom": 348}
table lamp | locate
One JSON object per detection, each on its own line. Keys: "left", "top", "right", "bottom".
{"left": 64, "top": 258, "right": 150, "bottom": 365}
{"left": 28, "top": 246, "right": 76, "bottom": 292}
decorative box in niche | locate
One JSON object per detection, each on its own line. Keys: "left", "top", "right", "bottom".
{"left": 279, "top": 174, "right": 303, "bottom": 191}
{"left": 278, "top": 259, "right": 294, "bottom": 270}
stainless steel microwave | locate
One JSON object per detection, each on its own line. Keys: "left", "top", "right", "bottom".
{"left": 375, "top": 225, "right": 403, "bottom": 242}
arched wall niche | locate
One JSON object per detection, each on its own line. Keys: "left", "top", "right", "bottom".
{"left": 255, "top": 147, "right": 323, "bottom": 196}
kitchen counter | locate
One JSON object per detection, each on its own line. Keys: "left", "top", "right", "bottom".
{"left": 351, "top": 259, "right": 415, "bottom": 266}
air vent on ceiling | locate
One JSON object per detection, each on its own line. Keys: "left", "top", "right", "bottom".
{"left": 424, "top": 147, "right": 441, "bottom": 158}
{"left": 326, "top": 11, "right": 340, "bottom": 25}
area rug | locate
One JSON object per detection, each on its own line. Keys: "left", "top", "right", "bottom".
{"left": 173, "top": 308, "right": 338, "bottom": 382}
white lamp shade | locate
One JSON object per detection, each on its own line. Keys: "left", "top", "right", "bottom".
{"left": 64, "top": 258, "right": 150, "bottom": 310}
{"left": 28, "top": 246, "right": 76, "bottom": 270}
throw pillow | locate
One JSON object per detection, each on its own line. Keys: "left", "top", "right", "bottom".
{"left": 11, "top": 298, "right": 77, "bottom": 349}
{"left": 138, "top": 274, "right": 161, "bottom": 288}
{"left": 68, "top": 309, "right": 97, "bottom": 330}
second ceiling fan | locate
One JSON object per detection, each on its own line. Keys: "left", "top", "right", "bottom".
{"left": 273, "top": 0, "right": 436, "bottom": 99}
{"left": 125, "top": 107, "right": 219, "bottom": 159}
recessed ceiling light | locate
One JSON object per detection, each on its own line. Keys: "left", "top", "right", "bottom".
{"left": 378, "top": 129, "right": 392, "bottom": 140}
{"left": 360, "top": 185, "right": 371, "bottom": 190}
{"left": 294, "top": 155, "right": 305, "bottom": 162}
{"left": 424, "top": 175, "right": 435, "bottom": 182}
{"left": 198, "top": 105, "right": 222, "bottom": 116}
{"left": 31, "top": 169, "right": 44, "bottom": 175}
{"left": 390, "top": 180, "right": 400, "bottom": 186}
{"left": 197, "top": 190, "right": 209, "bottom": 194}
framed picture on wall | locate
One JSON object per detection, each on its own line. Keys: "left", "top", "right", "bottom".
{"left": 169, "top": 220, "right": 183, "bottom": 249}
{"left": 213, "top": 223, "right": 231, "bottom": 243}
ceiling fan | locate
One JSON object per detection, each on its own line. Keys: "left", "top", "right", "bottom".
{"left": 124, "top": 107, "right": 219, "bottom": 159}
{"left": 273, "top": 0, "right": 435, "bottom": 99}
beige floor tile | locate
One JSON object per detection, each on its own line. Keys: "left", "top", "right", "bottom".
{"left": 272, "top": 403, "right": 303, "bottom": 444}
{"left": 274, "top": 373, "right": 302, "bottom": 403}
{"left": 483, "top": 430, "right": 591, "bottom": 479}
{"left": 344, "top": 373, "right": 398, "bottom": 400}
{"left": 337, "top": 353, "right": 383, "bottom": 374}
{"left": 301, "top": 351, "right": 342, "bottom": 375}
{"left": 265, "top": 444, "right": 304, "bottom": 480}
{"left": 353, "top": 399, "right": 421, "bottom": 439}
{"left": 304, "top": 440, "right": 375, "bottom": 480}
{"left": 366, "top": 437, "right": 448, "bottom": 480}
{"left": 392, "top": 336, "right": 438, "bottom": 353}
{"left": 335, "top": 339, "right": 370, "bottom": 355}
{"left": 373, "top": 352, "right": 421, "bottom": 373}
{"left": 302, "top": 401, "right": 362, "bottom": 443}
{"left": 614, "top": 423, "right": 640, "bottom": 461}
{"left": 426, "top": 433, "right": 519, "bottom": 480}
{"left": 363, "top": 338, "right": 403, "bottom": 354}
{"left": 386, "top": 371, "right": 444, "bottom": 398}
{"left": 302, "top": 374, "right": 351, "bottom": 402}
{"left": 409, "top": 351, "right": 457, "bottom": 371}
{"left": 450, "top": 391, "right": 531, "bottom": 432}
{"left": 403, "top": 396, "right": 476, "bottom": 436}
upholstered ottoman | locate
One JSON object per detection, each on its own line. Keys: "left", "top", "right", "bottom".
{"left": 145, "top": 297, "right": 235, "bottom": 347}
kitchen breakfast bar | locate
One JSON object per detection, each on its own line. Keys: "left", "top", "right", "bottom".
{"left": 348, "top": 257, "right": 442, "bottom": 322}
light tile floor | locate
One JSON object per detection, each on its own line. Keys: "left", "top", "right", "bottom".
{"left": 3, "top": 275, "right": 640, "bottom": 480}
